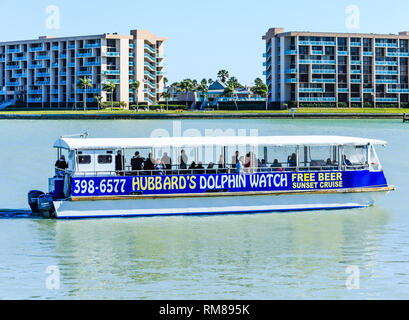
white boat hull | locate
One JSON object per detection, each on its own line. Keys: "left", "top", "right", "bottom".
{"left": 53, "top": 190, "right": 388, "bottom": 219}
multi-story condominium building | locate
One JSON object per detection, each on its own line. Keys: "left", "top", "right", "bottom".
{"left": 263, "top": 27, "right": 409, "bottom": 108}
{"left": 0, "top": 29, "right": 167, "bottom": 108}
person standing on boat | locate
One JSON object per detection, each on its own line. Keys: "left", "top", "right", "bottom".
{"left": 180, "top": 150, "right": 188, "bottom": 170}
{"left": 161, "top": 152, "right": 172, "bottom": 174}
{"left": 236, "top": 156, "right": 245, "bottom": 174}
{"left": 144, "top": 153, "right": 155, "bottom": 175}
{"left": 231, "top": 151, "right": 240, "bottom": 166}
{"left": 55, "top": 155, "right": 68, "bottom": 177}
{"left": 115, "top": 151, "right": 125, "bottom": 175}
{"left": 131, "top": 151, "right": 145, "bottom": 172}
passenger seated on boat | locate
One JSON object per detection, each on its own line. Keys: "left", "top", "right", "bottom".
{"left": 161, "top": 152, "right": 172, "bottom": 174}
{"left": 144, "top": 153, "right": 155, "bottom": 175}
{"left": 196, "top": 162, "right": 205, "bottom": 174}
{"left": 232, "top": 151, "right": 240, "bottom": 167}
{"left": 188, "top": 161, "right": 197, "bottom": 174}
{"left": 207, "top": 162, "right": 217, "bottom": 174}
{"left": 271, "top": 159, "right": 283, "bottom": 171}
{"left": 343, "top": 155, "right": 352, "bottom": 166}
{"left": 180, "top": 150, "right": 188, "bottom": 170}
{"left": 236, "top": 156, "right": 245, "bottom": 174}
{"left": 259, "top": 159, "right": 268, "bottom": 172}
{"left": 323, "top": 158, "right": 334, "bottom": 170}
{"left": 154, "top": 159, "right": 166, "bottom": 175}
{"left": 218, "top": 154, "right": 228, "bottom": 173}
{"left": 55, "top": 155, "right": 68, "bottom": 177}
{"left": 131, "top": 151, "right": 145, "bottom": 172}
{"left": 115, "top": 151, "right": 125, "bottom": 175}
{"left": 288, "top": 153, "right": 297, "bottom": 170}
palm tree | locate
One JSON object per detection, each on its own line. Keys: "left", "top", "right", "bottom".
{"left": 129, "top": 80, "right": 140, "bottom": 109}
{"left": 251, "top": 78, "right": 269, "bottom": 110}
{"left": 77, "top": 77, "right": 93, "bottom": 111}
{"left": 227, "top": 76, "right": 242, "bottom": 89}
{"left": 223, "top": 83, "right": 238, "bottom": 110}
{"left": 161, "top": 90, "right": 172, "bottom": 111}
{"left": 197, "top": 79, "right": 208, "bottom": 103}
{"left": 103, "top": 80, "right": 116, "bottom": 110}
{"left": 217, "top": 70, "right": 230, "bottom": 83}
{"left": 94, "top": 95, "right": 102, "bottom": 110}
{"left": 178, "top": 79, "right": 195, "bottom": 109}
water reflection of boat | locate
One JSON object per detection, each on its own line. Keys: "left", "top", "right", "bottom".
{"left": 29, "top": 135, "right": 394, "bottom": 219}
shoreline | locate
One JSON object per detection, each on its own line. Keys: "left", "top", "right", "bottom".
{"left": 0, "top": 112, "right": 405, "bottom": 120}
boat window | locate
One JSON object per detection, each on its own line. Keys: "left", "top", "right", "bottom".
{"left": 78, "top": 155, "right": 91, "bottom": 164}
{"left": 97, "top": 155, "right": 112, "bottom": 164}
{"left": 368, "top": 145, "right": 381, "bottom": 171}
{"left": 342, "top": 145, "right": 368, "bottom": 170}
{"left": 307, "top": 146, "right": 338, "bottom": 170}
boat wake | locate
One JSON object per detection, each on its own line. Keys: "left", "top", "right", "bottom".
{"left": 0, "top": 209, "right": 39, "bottom": 219}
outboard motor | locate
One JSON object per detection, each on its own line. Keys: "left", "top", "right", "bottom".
{"left": 28, "top": 190, "right": 45, "bottom": 214}
{"left": 38, "top": 194, "right": 56, "bottom": 218}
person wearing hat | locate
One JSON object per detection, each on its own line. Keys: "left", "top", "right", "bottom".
{"left": 55, "top": 155, "right": 68, "bottom": 177}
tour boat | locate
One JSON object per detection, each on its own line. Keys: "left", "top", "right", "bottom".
{"left": 28, "top": 135, "right": 394, "bottom": 219}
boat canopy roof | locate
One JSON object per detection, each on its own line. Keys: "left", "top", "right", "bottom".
{"left": 53, "top": 136, "right": 387, "bottom": 151}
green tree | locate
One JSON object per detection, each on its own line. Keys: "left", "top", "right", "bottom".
{"left": 178, "top": 79, "right": 195, "bottom": 108}
{"left": 161, "top": 90, "right": 172, "bottom": 111}
{"left": 103, "top": 80, "right": 117, "bottom": 110}
{"left": 93, "top": 95, "right": 102, "bottom": 110}
{"left": 251, "top": 78, "right": 269, "bottom": 110}
{"left": 77, "top": 77, "right": 93, "bottom": 111}
{"left": 129, "top": 80, "right": 140, "bottom": 109}
{"left": 197, "top": 79, "right": 209, "bottom": 103}
{"left": 227, "top": 76, "right": 243, "bottom": 89}
{"left": 217, "top": 70, "right": 230, "bottom": 83}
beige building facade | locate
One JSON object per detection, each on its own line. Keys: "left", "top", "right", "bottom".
{"left": 263, "top": 27, "right": 409, "bottom": 107}
{"left": 0, "top": 29, "right": 167, "bottom": 108}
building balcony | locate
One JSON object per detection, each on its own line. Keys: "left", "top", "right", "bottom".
{"left": 350, "top": 42, "right": 362, "bottom": 47}
{"left": 35, "top": 81, "right": 50, "bottom": 85}
{"left": 350, "top": 97, "right": 362, "bottom": 102}
{"left": 285, "top": 50, "right": 297, "bottom": 55}
{"left": 386, "top": 51, "right": 409, "bottom": 57}
{"left": 375, "top": 60, "right": 398, "bottom": 66}
{"left": 76, "top": 70, "right": 92, "bottom": 76}
{"left": 76, "top": 52, "right": 93, "bottom": 58}
{"left": 102, "top": 79, "right": 120, "bottom": 84}
{"left": 59, "top": 71, "right": 67, "bottom": 76}
{"left": 285, "top": 78, "right": 297, "bottom": 83}
{"left": 36, "top": 72, "right": 50, "bottom": 77}
{"left": 144, "top": 44, "right": 156, "bottom": 54}
{"left": 51, "top": 89, "right": 59, "bottom": 94}
{"left": 375, "top": 42, "right": 399, "bottom": 48}
{"left": 363, "top": 88, "right": 374, "bottom": 93}
{"left": 14, "top": 73, "right": 27, "bottom": 78}
{"left": 338, "top": 51, "right": 348, "bottom": 56}
{"left": 363, "top": 52, "right": 373, "bottom": 56}
{"left": 105, "top": 51, "right": 120, "bottom": 57}
{"left": 6, "top": 81, "right": 19, "bottom": 86}
{"left": 299, "top": 59, "right": 336, "bottom": 64}
{"left": 299, "top": 97, "right": 336, "bottom": 102}
{"left": 350, "top": 70, "right": 362, "bottom": 74}
{"left": 13, "top": 56, "right": 27, "bottom": 61}
{"left": 28, "top": 46, "right": 43, "bottom": 52}
{"left": 144, "top": 71, "right": 155, "bottom": 79}
{"left": 102, "top": 70, "right": 120, "bottom": 75}
{"left": 350, "top": 60, "right": 361, "bottom": 65}
{"left": 377, "top": 97, "right": 398, "bottom": 102}
{"left": 312, "top": 78, "right": 336, "bottom": 83}
{"left": 144, "top": 62, "right": 155, "bottom": 71}
{"left": 28, "top": 98, "right": 42, "bottom": 103}
{"left": 84, "top": 42, "right": 101, "bottom": 49}
{"left": 285, "top": 68, "right": 297, "bottom": 74}
{"left": 312, "top": 69, "right": 336, "bottom": 74}
{"left": 67, "top": 44, "right": 76, "bottom": 50}
{"left": 311, "top": 50, "right": 324, "bottom": 55}
{"left": 298, "top": 40, "right": 336, "bottom": 46}
{"left": 144, "top": 53, "right": 155, "bottom": 63}
{"left": 60, "top": 80, "right": 67, "bottom": 85}
{"left": 376, "top": 70, "right": 399, "bottom": 75}
{"left": 338, "top": 88, "right": 349, "bottom": 93}
{"left": 28, "top": 90, "right": 42, "bottom": 94}
{"left": 0, "top": 57, "right": 5, "bottom": 62}
{"left": 376, "top": 79, "right": 398, "bottom": 84}
{"left": 84, "top": 60, "right": 101, "bottom": 66}
{"left": 68, "top": 62, "right": 75, "bottom": 67}
{"left": 7, "top": 48, "right": 20, "bottom": 53}
{"left": 29, "top": 63, "right": 42, "bottom": 69}
{"left": 36, "top": 55, "right": 50, "bottom": 60}
{"left": 129, "top": 61, "right": 134, "bottom": 66}
{"left": 52, "top": 45, "right": 59, "bottom": 51}
{"left": 5, "top": 65, "right": 20, "bottom": 70}
{"left": 299, "top": 88, "right": 323, "bottom": 93}
{"left": 77, "top": 88, "right": 101, "bottom": 94}
{"left": 350, "top": 79, "right": 362, "bottom": 83}
{"left": 60, "top": 54, "right": 67, "bottom": 59}
{"left": 51, "top": 63, "right": 59, "bottom": 68}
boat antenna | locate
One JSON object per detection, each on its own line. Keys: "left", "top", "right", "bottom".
{"left": 61, "top": 132, "right": 89, "bottom": 138}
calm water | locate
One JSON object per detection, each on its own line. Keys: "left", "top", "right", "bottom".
{"left": 0, "top": 118, "right": 408, "bottom": 299}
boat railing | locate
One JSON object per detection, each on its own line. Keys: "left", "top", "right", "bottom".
{"left": 68, "top": 163, "right": 371, "bottom": 177}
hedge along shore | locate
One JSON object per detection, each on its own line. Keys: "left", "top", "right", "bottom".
{"left": 0, "top": 112, "right": 406, "bottom": 120}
